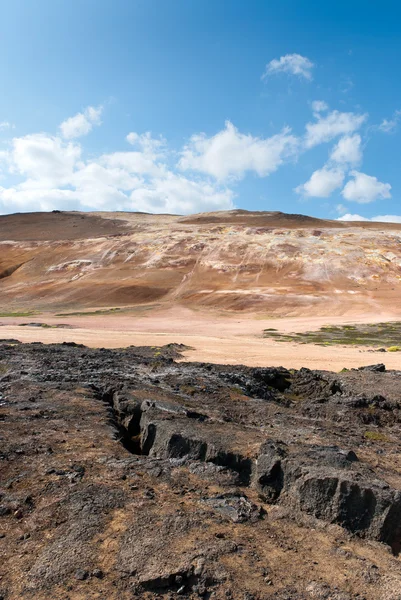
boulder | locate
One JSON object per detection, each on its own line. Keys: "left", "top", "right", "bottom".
{"left": 255, "top": 442, "right": 401, "bottom": 550}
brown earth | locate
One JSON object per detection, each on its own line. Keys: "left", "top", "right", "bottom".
{"left": 2, "top": 211, "right": 401, "bottom": 599}
{"left": 1, "top": 341, "right": 401, "bottom": 600}
{"left": 0, "top": 211, "right": 130, "bottom": 242}
{"left": 1, "top": 209, "right": 401, "bottom": 316}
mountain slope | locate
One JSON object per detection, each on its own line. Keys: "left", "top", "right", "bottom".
{"left": 1, "top": 210, "right": 401, "bottom": 316}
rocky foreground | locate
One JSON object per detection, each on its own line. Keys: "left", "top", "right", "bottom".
{"left": 1, "top": 342, "right": 401, "bottom": 599}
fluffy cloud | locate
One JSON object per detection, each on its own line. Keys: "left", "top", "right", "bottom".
{"left": 338, "top": 213, "right": 401, "bottom": 223}
{"left": 342, "top": 171, "right": 391, "bottom": 204}
{"left": 378, "top": 110, "right": 401, "bottom": 133}
{"left": 330, "top": 134, "right": 362, "bottom": 166}
{"left": 130, "top": 173, "right": 234, "bottom": 215}
{"left": 9, "top": 134, "right": 81, "bottom": 186}
{"left": 262, "top": 54, "right": 314, "bottom": 81}
{"left": 59, "top": 105, "right": 103, "bottom": 139}
{"left": 305, "top": 110, "right": 367, "bottom": 148}
{"left": 179, "top": 121, "right": 299, "bottom": 181}
{"left": 0, "top": 117, "right": 235, "bottom": 215}
{"left": 295, "top": 131, "right": 362, "bottom": 199}
{"left": 126, "top": 131, "right": 166, "bottom": 154}
{"left": 0, "top": 102, "right": 393, "bottom": 217}
{"left": 295, "top": 167, "right": 345, "bottom": 198}
{"left": 0, "top": 186, "right": 80, "bottom": 213}
{"left": 98, "top": 151, "right": 164, "bottom": 177}
{"left": 296, "top": 106, "right": 369, "bottom": 200}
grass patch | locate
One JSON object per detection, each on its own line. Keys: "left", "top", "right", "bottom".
{"left": 18, "top": 323, "right": 72, "bottom": 329}
{"left": 56, "top": 308, "right": 123, "bottom": 317}
{"left": 364, "top": 431, "right": 389, "bottom": 442}
{"left": 263, "top": 321, "right": 401, "bottom": 348}
{"left": 0, "top": 311, "right": 38, "bottom": 317}
{"left": 55, "top": 304, "right": 158, "bottom": 317}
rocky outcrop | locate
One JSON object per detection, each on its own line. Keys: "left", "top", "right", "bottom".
{"left": 255, "top": 442, "right": 401, "bottom": 551}
{"left": 1, "top": 341, "right": 401, "bottom": 599}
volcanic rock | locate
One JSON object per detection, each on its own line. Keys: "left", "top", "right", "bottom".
{"left": 1, "top": 341, "right": 401, "bottom": 599}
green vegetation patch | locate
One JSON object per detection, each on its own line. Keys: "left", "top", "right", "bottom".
{"left": 0, "top": 311, "right": 38, "bottom": 317}
{"left": 56, "top": 308, "right": 123, "bottom": 317}
{"left": 55, "top": 304, "right": 158, "bottom": 317}
{"left": 364, "top": 431, "right": 389, "bottom": 442}
{"left": 263, "top": 321, "right": 401, "bottom": 348}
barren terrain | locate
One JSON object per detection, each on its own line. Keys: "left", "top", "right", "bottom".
{"left": 1, "top": 341, "right": 401, "bottom": 600}
{"left": 2, "top": 210, "right": 401, "bottom": 599}
{"left": 2, "top": 209, "right": 401, "bottom": 317}
{"left": 1, "top": 209, "right": 401, "bottom": 370}
{"left": 1, "top": 307, "right": 401, "bottom": 371}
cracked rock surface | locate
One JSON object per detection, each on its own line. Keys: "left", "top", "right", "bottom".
{"left": 1, "top": 341, "right": 401, "bottom": 599}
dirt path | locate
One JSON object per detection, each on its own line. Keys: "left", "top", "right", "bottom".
{"left": 1, "top": 307, "right": 400, "bottom": 370}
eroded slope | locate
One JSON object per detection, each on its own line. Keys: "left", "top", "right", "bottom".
{"left": 1, "top": 210, "right": 401, "bottom": 315}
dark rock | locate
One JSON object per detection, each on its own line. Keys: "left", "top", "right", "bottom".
{"left": 255, "top": 442, "right": 401, "bottom": 549}
{"left": 204, "top": 494, "right": 263, "bottom": 523}
{"left": 254, "top": 440, "right": 287, "bottom": 502}
{"left": 92, "top": 568, "right": 104, "bottom": 579}
{"left": 74, "top": 569, "right": 89, "bottom": 580}
{"left": 357, "top": 364, "right": 386, "bottom": 373}
{"left": 2, "top": 339, "right": 401, "bottom": 599}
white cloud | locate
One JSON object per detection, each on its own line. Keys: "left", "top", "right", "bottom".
{"left": 99, "top": 151, "right": 164, "bottom": 177}
{"left": 130, "top": 173, "right": 234, "bottom": 215}
{"left": 0, "top": 121, "right": 13, "bottom": 131}
{"left": 59, "top": 105, "right": 103, "bottom": 139}
{"left": 0, "top": 104, "right": 394, "bottom": 218}
{"left": 0, "top": 126, "right": 234, "bottom": 216}
{"left": 0, "top": 186, "right": 80, "bottom": 213}
{"left": 311, "top": 100, "right": 329, "bottom": 113}
{"left": 9, "top": 134, "right": 81, "bottom": 186}
{"left": 262, "top": 54, "right": 314, "bottom": 81}
{"left": 337, "top": 213, "right": 367, "bottom": 221}
{"left": 342, "top": 171, "right": 391, "bottom": 204}
{"left": 305, "top": 110, "right": 367, "bottom": 148}
{"left": 295, "top": 133, "right": 362, "bottom": 199}
{"left": 338, "top": 213, "right": 401, "bottom": 223}
{"left": 330, "top": 134, "right": 362, "bottom": 166}
{"left": 0, "top": 150, "right": 11, "bottom": 175}
{"left": 179, "top": 121, "right": 299, "bottom": 181}
{"left": 295, "top": 167, "right": 345, "bottom": 198}
{"left": 71, "top": 162, "right": 143, "bottom": 193}
{"left": 378, "top": 110, "right": 401, "bottom": 133}
{"left": 126, "top": 131, "right": 166, "bottom": 154}
{"left": 372, "top": 215, "right": 401, "bottom": 223}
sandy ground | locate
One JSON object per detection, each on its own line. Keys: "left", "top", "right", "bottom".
{"left": 1, "top": 306, "right": 401, "bottom": 371}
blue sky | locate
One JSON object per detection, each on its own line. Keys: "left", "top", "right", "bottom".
{"left": 0, "top": 0, "right": 401, "bottom": 220}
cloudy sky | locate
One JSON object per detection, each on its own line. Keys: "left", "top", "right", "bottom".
{"left": 0, "top": 0, "right": 400, "bottom": 221}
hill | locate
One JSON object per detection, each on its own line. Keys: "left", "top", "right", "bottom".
{"left": 1, "top": 209, "right": 401, "bottom": 316}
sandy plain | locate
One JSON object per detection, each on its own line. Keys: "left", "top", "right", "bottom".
{"left": 1, "top": 305, "right": 401, "bottom": 371}
{"left": 2, "top": 210, "right": 401, "bottom": 370}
